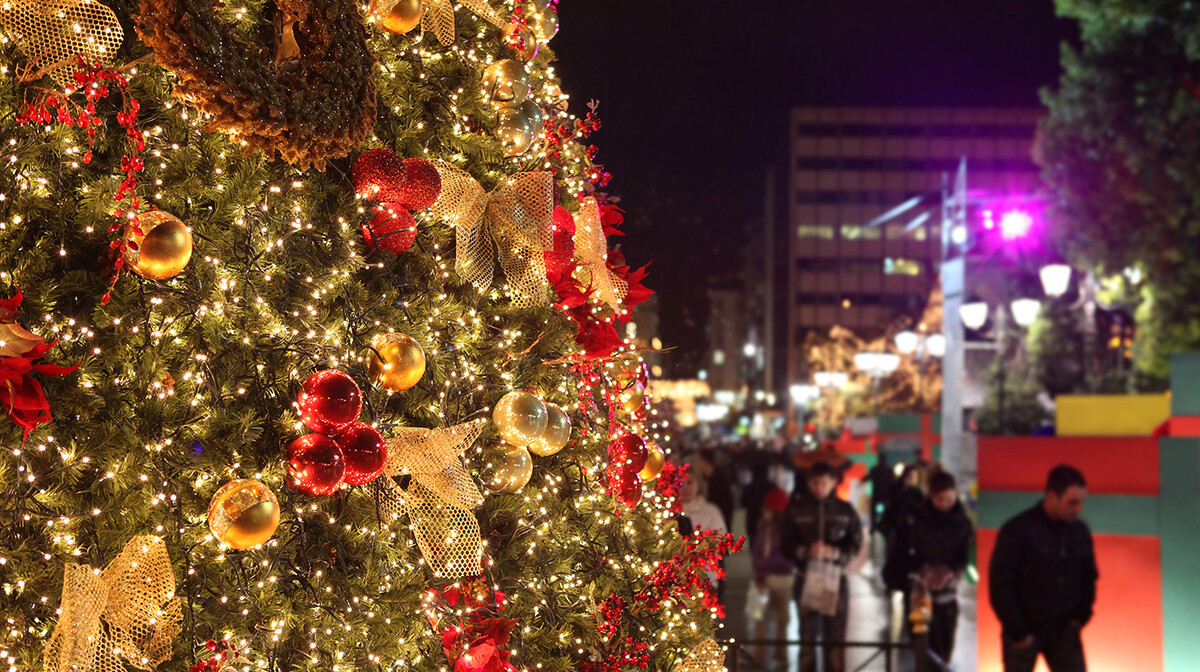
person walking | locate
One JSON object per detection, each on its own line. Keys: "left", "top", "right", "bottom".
{"left": 989, "top": 465, "right": 1097, "bottom": 672}
{"left": 782, "top": 461, "right": 864, "bottom": 672}
{"left": 751, "top": 488, "right": 795, "bottom": 671}
{"left": 891, "top": 471, "right": 973, "bottom": 663}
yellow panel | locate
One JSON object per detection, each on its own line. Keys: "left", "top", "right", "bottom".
{"left": 1056, "top": 395, "right": 1171, "bottom": 437}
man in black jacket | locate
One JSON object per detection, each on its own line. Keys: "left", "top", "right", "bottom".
{"left": 989, "top": 464, "right": 1098, "bottom": 672}
{"left": 891, "top": 471, "right": 973, "bottom": 663}
{"left": 782, "top": 461, "right": 863, "bottom": 672}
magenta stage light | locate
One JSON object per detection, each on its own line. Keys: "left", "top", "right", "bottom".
{"left": 999, "top": 210, "right": 1034, "bottom": 240}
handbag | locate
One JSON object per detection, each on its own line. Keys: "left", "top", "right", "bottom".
{"left": 800, "top": 557, "right": 842, "bottom": 616}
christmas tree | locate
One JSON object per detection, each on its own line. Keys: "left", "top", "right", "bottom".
{"left": 0, "top": 1, "right": 735, "bottom": 671}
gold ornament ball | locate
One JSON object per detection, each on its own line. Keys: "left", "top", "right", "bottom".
{"left": 640, "top": 442, "right": 665, "bottom": 481}
{"left": 529, "top": 403, "right": 570, "bottom": 457}
{"left": 493, "top": 390, "right": 547, "bottom": 446}
{"left": 619, "top": 382, "right": 646, "bottom": 412}
{"left": 518, "top": 99, "right": 544, "bottom": 134}
{"left": 502, "top": 23, "right": 539, "bottom": 61}
{"left": 372, "top": 0, "right": 422, "bottom": 34}
{"left": 123, "top": 210, "right": 192, "bottom": 280}
{"left": 207, "top": 479, "right": 280, "bottom": 550}
{"left": 368, "top": 332, "right": 426, "bottom": 392}
{"left": 482, "top": 59, "right": 530, "bottom": 105}
{"left": 484, "top": 443, "right": 533, "bottom": 494}
{"left": 527, "top": 4, "right": 558, "bottom": 42}
{"left": 495, "top": 107, "right": 534, "bottom": 157}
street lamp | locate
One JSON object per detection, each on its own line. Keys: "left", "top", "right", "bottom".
{"left": 855, "top": 351, "right": 900, "bottom": 415}
{"left": 814, "top": 371, "right": 848, "bottom": 388}
{"left": 960, "top": 300, "right": 989, "bottom": 330}
{"left": 926, "top": 333, "right": 946, "bottom": 358}
{"left": 894, "top": 330, "right": 920, "bottom": 355}
{"left": 1039, "top": 263, "right": 1072, "bottom": 298}
{"left": 1010, "top": 298, "right": 1041, "bottom": 328}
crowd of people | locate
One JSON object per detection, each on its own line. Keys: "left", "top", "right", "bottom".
{"left": 672, "top": 443, "right": 1098, "bottom": 672}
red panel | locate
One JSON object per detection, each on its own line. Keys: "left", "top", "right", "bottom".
{"left": 977, "top": 437, "right": 1159, "bottom": 495}
{"left": 831, "top": 438, "right": 869, "bottom": 455}
{"left": 1167, "top": 416, "right": 1200, "bottom": 437}
{"left": 837, "top": 462, "right": 867, "bottom": 501}
{"left": 977, "top": 529, "right": 1164, "bottom": 672}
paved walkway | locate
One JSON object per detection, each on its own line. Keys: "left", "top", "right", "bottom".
{"left": 721, "top": 510, "right": 978, "bottom": 672}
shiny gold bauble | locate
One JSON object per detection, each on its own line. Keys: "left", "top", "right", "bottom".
{"left": 207, "top": 479, "right": 280, "bottom": 550}
{"left": 493, "top": 390, "right": 547, "bottom": 446}
{"left": 484, "top": 443, "right": 533, "bottom": 494}
{"left": 495, "top": 106, "right": 534, "bottom": 157}
{"left": 368, "top": 332, "right": 426, "bottom": 392}
{"left": 372, "top": 0, "right": 422, "bottom": 34}
{"left": 529, "top": 403, "right": 570, "bottom": 457}
{"left": 527, "top": 3, "right": 558, "bottom": 42}
{"left": 640, "top": 442, "right": 665, "bottom": 481}
{"left": 502, "top": 23, "right": 539, "bottom": 61}
{"left": 123, "top": 210, "right": 192, "bottom": 280}
{"left": 481, "top": 59, "right": 530, "bottom": 105}
{"left": 618, "top": 382, "right": 646, "bottom": 412}
{"left": 518, "top": 99, "right": 543, "bottom": 133}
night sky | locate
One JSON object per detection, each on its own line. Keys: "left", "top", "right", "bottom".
{"left": 552, "top": 1, "right": 1076, "bottom": 375}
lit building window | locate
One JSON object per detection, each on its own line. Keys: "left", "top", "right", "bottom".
{"left": 713, "top": 350, "right": 725, "bottom": 365}
{"left": 798, "top": 225, "right": 835, "bottom": 239}
{"left": 884, "top": 258, "right": 923, "bottom": 276}
{"left": 841, "top": 225, "right": 881, "bottom": 240}
{"left": 886, "top": 224, "right": 908, "bottom": 240}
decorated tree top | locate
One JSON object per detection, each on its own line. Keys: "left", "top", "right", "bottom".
{"left": 0, "top": 1, "right": 731, "bottom": 672}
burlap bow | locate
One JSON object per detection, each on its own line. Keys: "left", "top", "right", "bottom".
{"left": 44, "top": 536, "right": 182, "bottom": 672}
{"left": 421, "top": 0, "right": 505, "bottom": 47}
{"left": 430, "top": 162, "right": 555, "bottom": 307}
{"left": 573, "top": 197, "right": 628, "bottom": 312}
{"left": 673, "top": 639, "right": 726, "bottom": 672}
{"left": 375, "top": 419, "right": 487, "bottom": 579}
{"left": 0, "top": 0, "right": 123, "bottom": 87}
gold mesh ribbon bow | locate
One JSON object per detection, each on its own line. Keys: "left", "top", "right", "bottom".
{"left": 421, "top": 0, "right": 505, "bottom": 47}
{"left": 375, "top": 419, "right": 487, "bottom": 579}
{"left": 573, "top": 197, "right": 628, "bottom": 312}
{"left": 44, "top": 536, "right": 182, "bottom": 672}
{"left": 673, "top": 639, "right": 726, "bottom": 672}
{"left": 0, "top": 0, "right": 123, "bottom": 87}
{"left": 430, "top": 162, "right": 555, "bottom": 307}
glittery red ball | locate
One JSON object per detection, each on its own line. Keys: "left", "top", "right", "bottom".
{"left": 353, "top": 149, "right": 407, "bottom": 202}
{"left": 610, "top": 432, "right": 648, "bottom": 474}
{"left": 334, "top": 422, "right": 388, "bottom": 486}
{"left": 544, "top": 206, "right": 576, "bottom": 274}
{"left": 397, "top": 158, "right": 441, "bottom": 210}
{"left": 298, "top": 370, "right": 362, "bottom": 434}
{"left": 362, "top": 206, "right": 417, "bottom": 254}
{"left": 286, "top": 434, "right": 345, "bottom": 496}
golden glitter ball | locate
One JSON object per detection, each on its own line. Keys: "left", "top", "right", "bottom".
{"left": 640, "top": 442, "right": 665, "bottom": 481}
{"left": 482, "top": 59, "right": 530, "bottom": 106}
{"left": 373, "top": 0, "right": 422, "bottom": 34}
{"left": 484, "top": 443, "right": 533, "bottom": 494}
{"left": 123, "top": 210, "right": 192, "bottom": 280}
{"left": 501, "top": 23, "right": 538, "bottom": 61}
{"left": 529, "top": 403, "right": 570, "bottom": 457}
{"left": 368, "top": 332, "right": 426, "bottom": 392}
{"left": 493, "top": 390, "right": 547, "bottom": 446}
{"left": 495, "top": 106, "right": 534, "bottom": 157}
{"left": 207, "top": 479, "right": 280, "bottom": 550}
{"left": 527, "top": 3, "right": 558, "bottom": 42}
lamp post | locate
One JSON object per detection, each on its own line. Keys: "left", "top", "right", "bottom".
{"left": 854, "top": 351, "right": 901, "bottom": 414}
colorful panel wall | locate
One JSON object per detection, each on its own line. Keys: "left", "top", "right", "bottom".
{"left": 1055, "top": 394, "right": 1169, "bottom": 437}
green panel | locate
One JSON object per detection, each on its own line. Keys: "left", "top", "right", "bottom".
{"left": 931, "top": 413, "right": 941, "bottom": 431}
{"left": 1160, "top": 437, "right": 1200, "bottom": 672}
{"left": 932, "top": 443, "right": 941, "bottom": 462}
{"left": 878, "top": 413, "right": 922, "bottom": 433}
{"left": 977, "top": 491, "right": 1159, "bottom": 536}
{"left": 1169, "top": 352, "right": 1200, "bottom": 415}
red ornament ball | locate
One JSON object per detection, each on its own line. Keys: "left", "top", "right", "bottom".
{"left": 610, "top": 432, "right": 648, "bottom": 474}
{"left": 298, "top": 370, "right": 362, "bottom": 434}
{"left": 362, "top": 207, "right": 418, "bottom": 254}
{"left": 544, "top": 206, "right": 576, "bottom": 275}
{"left": 617, "top": 473, "right": 643, "bottom": 509}
{"left": 335, "top": 422, "right": 388, "bottom": 486}
{"left": 353, "top": 149, "right": 407, "bottom": 202}
{"left": 397, "top": 158, "right": 441, "bottom": 210}
{"left": 286, "top": 434, "right": 345, "bottom": 496}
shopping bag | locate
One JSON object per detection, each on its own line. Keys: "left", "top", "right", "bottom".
{"left": 744, "top": 582, "right": 768, "bottom": 621}
{"left": 800, "top": 558, "right": 842, "bottom": 616}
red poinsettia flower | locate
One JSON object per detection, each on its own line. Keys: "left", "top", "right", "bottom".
{"left": 0, "top": 290, "right": 79, "bottom": 441}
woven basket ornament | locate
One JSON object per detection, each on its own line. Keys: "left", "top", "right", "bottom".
{"left": 44, "top": 536, "right": 182, "bottom": 672}
{"left": 673, "top": 639, "right": 726, "bottom": 672}
{"left": 0, "top": 0, "right": 123, "bottom": 87}
{"left": 375, "top": 419, "right": 487, "bottom": 578}
{"left": 429, "top": 161, "right": 555, "bottom": 307}
{"left": 420, "top": 0, "right": 504, "bottom": 47}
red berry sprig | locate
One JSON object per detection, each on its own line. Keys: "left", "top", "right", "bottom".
{"left": 189, "top": 638, "right": 239, "bottom": 672}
